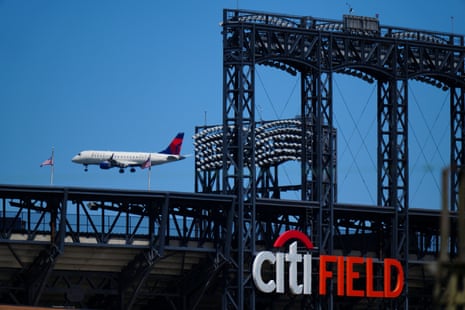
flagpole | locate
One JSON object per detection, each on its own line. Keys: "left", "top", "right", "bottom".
{"left": 50, "top": 147, "right": 54, "bottom": 185}
{"left": 143, "top": 154, "right": 152, "bottom": 191}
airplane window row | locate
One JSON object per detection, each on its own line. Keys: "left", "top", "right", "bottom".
{"left": 90, "top": 153, "right": 148, "bottom": 160}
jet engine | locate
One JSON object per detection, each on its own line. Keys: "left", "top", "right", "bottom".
{"left": 99, "top": 161, "right": 112, "bottom": 169}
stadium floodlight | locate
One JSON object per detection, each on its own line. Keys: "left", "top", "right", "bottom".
{"left": 255, "top": 119, "right": 304, "bottom": 167}
{"left": 194, "top": 119, "right": 316, "bottom": 171}
{"left": 194, "top": 125, "right": 224, "bottom": 171}
{"left": 413, "top": 75, "right": 449, "bottom": 90}
{"left": 387, "top": 31, "right": 447, "bottom": 45}
{"left": 339, "top": 68, "right": 375, "bottom": 84}
{"left": 238, "top": 14, "right": 297, "bottom": 28}
{"left": 315, "top": 22, "right": 343, "bottom": 32}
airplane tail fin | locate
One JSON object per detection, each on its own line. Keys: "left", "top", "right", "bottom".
{"left": 160, "top": 132, "right": 184, "bottom": 155}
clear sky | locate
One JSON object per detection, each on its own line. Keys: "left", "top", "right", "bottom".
{"left": 1, "top": 0, "right": 464, "bottom": 210}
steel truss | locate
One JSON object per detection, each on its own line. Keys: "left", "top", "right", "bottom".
{"left": 0, "top": 185, "right": 234, "bottom": 309}
{"left": 0, "top": 185, "right": 451, "bottom": 309}
{"left": 218, "top": 8, "right": 465, "bottom": 309}
{"left": 222, "top": 51, "right": 257, "bottom": 309}
{"left": 377, "top": 78, "right": 410, "bottom": 308}
{"left": 0, "top": 8, "right": 463, "bottom": 310}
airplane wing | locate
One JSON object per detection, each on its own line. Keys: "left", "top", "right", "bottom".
{"left": 105, "top": 154, "right": 139, "bottom": 168}
{"left": 110, "top": 158, "right": 140, "bottom": 168}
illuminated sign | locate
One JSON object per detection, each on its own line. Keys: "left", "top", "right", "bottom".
{"left": 252, "top": 230, "right": 404, "bottom": 298}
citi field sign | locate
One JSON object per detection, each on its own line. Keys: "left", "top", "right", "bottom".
{"left": 252, "top": 230, "right": 404, "bottom": 298}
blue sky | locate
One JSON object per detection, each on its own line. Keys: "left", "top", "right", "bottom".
{"left": 0, "top": 0, "right": 464, "bottom": 210}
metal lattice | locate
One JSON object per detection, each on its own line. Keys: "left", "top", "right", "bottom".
{"left": 218, "top": 8, "right": 465, "bottom": 310}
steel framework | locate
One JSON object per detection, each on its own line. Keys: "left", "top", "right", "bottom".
{"left": 215, "top": 8, "right": 465, "bottom": 310}
{"left": 0, "top": 8, "right": 464, "bottom": 310}
{"left": 0, "top": 185, "right": 235, "bottom": 309}
{"left": 0, "top": 185, "right": 452, "bottom": 309}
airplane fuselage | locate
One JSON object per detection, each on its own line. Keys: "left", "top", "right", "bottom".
{"left": 72, "top": 150, "right": 184, "bottom": 168}
{"left": 72, "top": 132, "right": 185, "bottom": 173}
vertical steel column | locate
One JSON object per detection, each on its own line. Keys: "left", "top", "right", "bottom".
{"left": 301, "top": 71, "right": 334, "bottom": 250}
{"left": 222, "top": 12, "right": 256, "bottom": 310}
{"left": 301, "top": 73, "right": 314, "bottom": 203}
{"left": 377, "top": 78, "right": 409, "bottom": 308}
{"left": 256, "top": 166, "right": 279, "bottom": 199}
{"left": 26, "top": 193, "right": 66, "bottom": 305}
{"left": 301, "top": 69, "right": 335, "bottom": 309}
{"left": 451, "top": 87, "right": 465, "bottom": 213}
{"left": 120, "top": 199, "right": 165, "bottom": 310}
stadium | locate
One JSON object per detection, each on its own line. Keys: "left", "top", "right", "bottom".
{"left": 1, "top": 8, "right": 465, "bottom": 310}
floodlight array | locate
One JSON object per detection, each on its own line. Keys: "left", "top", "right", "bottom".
{"left": 339, "top": 68, "right": 375, "bottom": 84}
{"left": 255, "top": 119, "right": 304, "bottom": 167}
{"left": 262, "top": 60, "right": 298, "bottom": 76}
{"left": 387, "top": 31, "right": 448, "bottom": 45}
{"left": 237, "top": 14, "right": 297, "bottom": 28}
{"left": 194, "top": 119, "right": 308, "bottom": 172}
{"left": 314, "top": 22, "right": 344, "bottom": 32}
{"left": 193, "top": 125, "right": 226, "bottom": 172}
{"left": 226, "top": 8, "right": 463, "bottom": 47}
{"left": 263, "top": 60, "right": 297, "bottom": 76}
{"left": 414, "top": 75, "right": 449, "bottom": 91}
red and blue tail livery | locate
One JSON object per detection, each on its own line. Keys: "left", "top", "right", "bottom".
{"left": 160, "top": 132, "right": 184, "bottom": 155}
{"left": 72, "top": 132, "right": 185, "bottom": 173}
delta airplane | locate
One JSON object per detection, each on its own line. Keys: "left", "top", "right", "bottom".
{"left": 72, "top": 133, "right": 185, "bottom": 173}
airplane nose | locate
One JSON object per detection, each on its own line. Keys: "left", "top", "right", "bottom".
{"left": 72, "top": 155, "right": 80, "bottom": 163}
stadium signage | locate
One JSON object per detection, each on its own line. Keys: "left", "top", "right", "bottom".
{"left": 252, "top": 230, "right": 404, "bottom": 298}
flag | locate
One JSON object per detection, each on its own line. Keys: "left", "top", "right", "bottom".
{"left": 40, "top": 148, "right": 55, "bottom": 185}
{"left": 141, "top": 155, "right": 151, "bottom": 169}
{"left": 40, "top": 156, "right": 54, "bottom": 167}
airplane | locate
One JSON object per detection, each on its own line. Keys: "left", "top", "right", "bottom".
{"left": 72, "top": 132, "right": 185, "bottom": 173}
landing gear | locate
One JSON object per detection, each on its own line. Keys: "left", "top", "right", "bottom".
{"left": 84, "top": 165, "right": 88, "bottom": 172}
{"left": 130, "top": 167, "right": 136, "bottom": 173}
{"left": 119, "top": 168, "right": 124, "bottom": 173}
